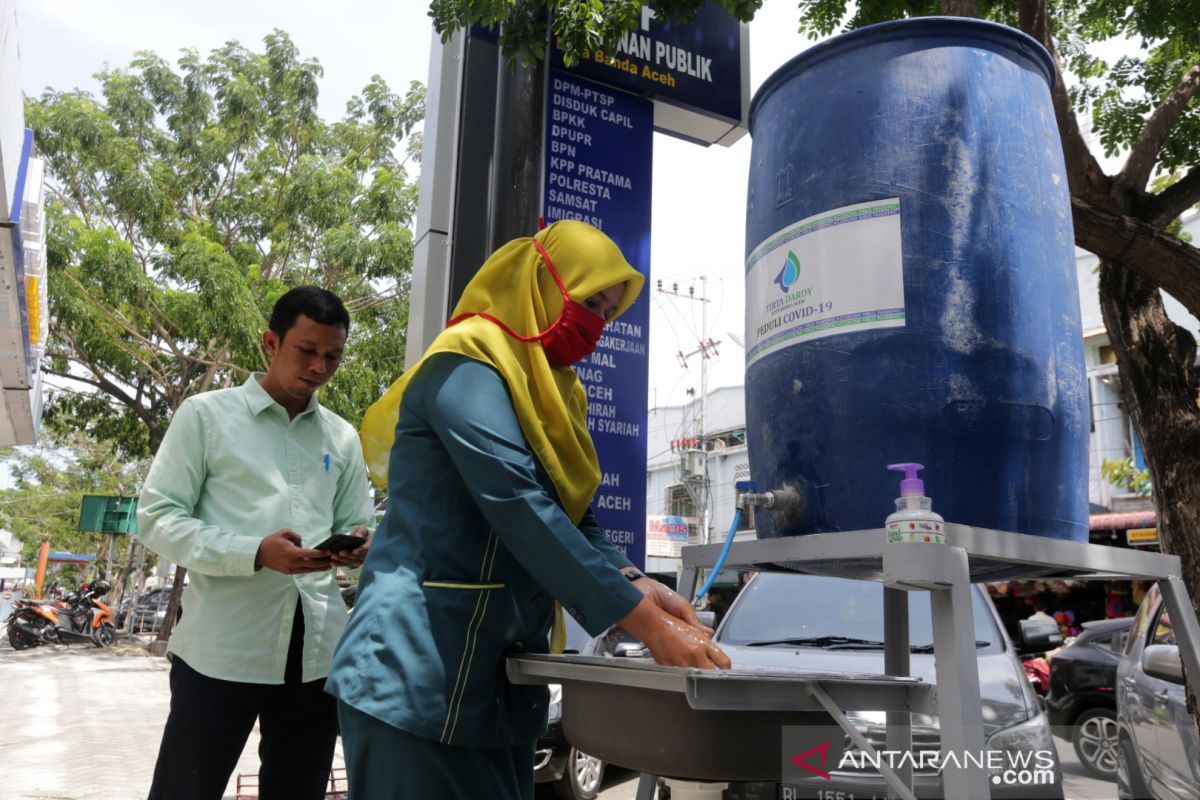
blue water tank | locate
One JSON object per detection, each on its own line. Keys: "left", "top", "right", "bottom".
{"left": 744, "top": 18, "right": 1088, "bottom": 541}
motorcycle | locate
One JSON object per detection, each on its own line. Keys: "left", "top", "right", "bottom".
{"left": 5, "top": 579, "right": 117, "bottom": 649}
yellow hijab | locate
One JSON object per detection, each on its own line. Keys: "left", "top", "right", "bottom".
{"left": 360, "top": 220, "right": 644, "bottom": 524}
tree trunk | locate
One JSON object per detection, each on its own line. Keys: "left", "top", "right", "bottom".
{"left": 124, "top": 539, "right": 147, "bottom": 634}
{"left": 154, "top": 564, "right": 187, "bottom": 648}
{"left": 110, "top": 536, "right": 137, "bottom": 612}
{"left": 149, "top": 409, "right": 180, "bottom": 648}
{"left": 1072, "top": 198, "right": 1200, "bottom": 318}
{"left": 940, "top": 0, "right": 979, "bottom": 16}
{"left": 1018, "top": 0, "right": 1200, "bottom": 745}
{"left": 1098, "top": 260, "right": 1200, "bottom": 734}
{"left": 489, "top": 26, "right": 547, "bottom": 247}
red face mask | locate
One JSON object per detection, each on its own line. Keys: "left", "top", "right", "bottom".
{"left": 541, "top": 291, "right": 606, "bottom": 367}
{"left": 446, "top": 239, "right": 609, "bottom": 367}
{"left": 534, "top": 239, "right": 606, "bottom": 366}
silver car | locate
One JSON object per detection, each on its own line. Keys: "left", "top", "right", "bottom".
{"left": 1116, "top": 582, "right": 1199, "bottom": 800}
{"left": 716, "top": 572, "right": 1065, "bottom": 800}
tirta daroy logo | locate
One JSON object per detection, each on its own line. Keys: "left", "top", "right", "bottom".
{"left": 774, "top": 250, "right": 801, "bottom": 293}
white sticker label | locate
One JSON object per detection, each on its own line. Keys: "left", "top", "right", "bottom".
{"left": 745, "top": 198, "right": 905, "bottom": 368}
{"left": 886, "top": 520, "right": 946, "bottom": 545}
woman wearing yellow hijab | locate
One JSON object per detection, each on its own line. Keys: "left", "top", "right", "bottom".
{"left": 326, "top": 221, "right": 728, "bottom": 799}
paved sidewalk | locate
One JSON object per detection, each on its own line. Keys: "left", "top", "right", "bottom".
{"left": 0, "top": 638, "right": 345, "bottom": 800}
{"left": 0, "top": 639, "right": 1114, "bottom": 800}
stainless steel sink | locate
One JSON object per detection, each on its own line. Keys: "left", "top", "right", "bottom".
{"left": 507, "top": 654, "right": 931, "bottom": 782}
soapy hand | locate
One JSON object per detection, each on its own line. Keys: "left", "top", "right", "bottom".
{"left": 627, "top": 574, "right": 714, "bottom": 637}
{"left": 617, "top": 594, "right": 731, "bottom": 669}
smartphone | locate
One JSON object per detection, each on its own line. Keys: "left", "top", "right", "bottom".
{"left": 314, "top": 533, "right": 368, "bottom": 552}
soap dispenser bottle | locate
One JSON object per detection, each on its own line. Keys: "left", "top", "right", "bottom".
{"left": 884, "top": 462, "right": 945, "bottom": 545}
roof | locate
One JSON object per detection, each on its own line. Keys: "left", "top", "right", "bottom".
{"left": 1088, "top": 510, "right": 1156, "bottom": 530}
{"left": 47, "top": 553, "right": 96, "bottom": 563}
{"left": 1080, "top": 617, "right": 1134, "bottom": 632}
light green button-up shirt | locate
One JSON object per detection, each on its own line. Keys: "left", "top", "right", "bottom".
{"left": 137, "top": 374, "right": 371, "bottom": 684}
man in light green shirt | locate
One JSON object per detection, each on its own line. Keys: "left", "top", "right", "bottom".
{"left": 138, "top": 286, "right": 372, "bottom": 800}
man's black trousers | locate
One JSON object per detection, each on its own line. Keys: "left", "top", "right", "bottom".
{"left": 147, "top": 602, "right": 338, "bottom": 800}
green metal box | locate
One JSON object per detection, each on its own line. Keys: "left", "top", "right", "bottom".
{"left": 78, "top": 495, "right": 138, "bottom": 534}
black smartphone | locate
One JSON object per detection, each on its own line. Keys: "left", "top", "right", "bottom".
{"left": 313, "top": 533, "right": 368, "bottom": 552}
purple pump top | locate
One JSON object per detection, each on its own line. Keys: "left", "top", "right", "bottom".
{"left": 887, "top": 463, "right": 925, "bottom": 496}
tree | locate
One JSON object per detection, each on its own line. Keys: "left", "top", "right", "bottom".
{"left": 430, "top": 0, "right": 1200, "bottom": 721}
{"left": 430, "top": 0, "right": 763, "bottom": 66}
{"left": 0, "top": 433, "right": 150, "bottom": 590}
{"left": 1100, "top": 457, "right": 1153, "bottom": 497}
{"left": 31, "top": 30, "right": 425, "bottom": 642}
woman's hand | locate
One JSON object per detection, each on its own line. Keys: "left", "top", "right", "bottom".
{"left": 617, "top": 594, "right": 731, "bottom": 669}
{"left": 625, "top": 572, "right": 714, "bottom": 637}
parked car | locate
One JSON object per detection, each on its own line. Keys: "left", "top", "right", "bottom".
{"left": 536, "top": 616, "right": 622, "bottom": 800}
{"left": 1116, "top": 582, "right": 1199, "bottom": 800}
{"left": 116, "top": 588, "right": 152, "bottom": 628}
{"left": 711, "top": 572, "right": 1064, "bottom": 800}
{"left": 120, "top": 588, "right": 177, "bottom": 633}
{"left": 115, "top": 593, "right": 133, "bottom": 626}
{"left": 541, "top": 681, "right": 608, "bottom": 800}
{"left": 1045, "top": 616, "right": 1133, "bottom": 779}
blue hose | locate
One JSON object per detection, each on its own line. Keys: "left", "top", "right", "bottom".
{"left": 693, "top": 506, "right": 742, "bottom": 603}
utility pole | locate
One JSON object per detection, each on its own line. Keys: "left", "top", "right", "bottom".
{"left": 659, "top": 277, "right": 720, "bottom": 544}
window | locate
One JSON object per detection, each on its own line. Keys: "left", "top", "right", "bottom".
{"left": 710, "top": 428, "right": 747, "bottom": 450}
{"left": 720, "top": 573, "right": 1001, "bottom": 653}
{"left": 1088, "top": 381, "right": 1095, "bottom": 433}
{"left": 1091, "top": 630, "right": 1129, "bottom": 654}
{"left": 1126, "top": 586, "right": 1157, "bottom": 656}
{"left": 666, "top": 484, "right": 695, "bottom": 518}
{"left": 1151, "top": 605, "right": 1175, "bottom": 647}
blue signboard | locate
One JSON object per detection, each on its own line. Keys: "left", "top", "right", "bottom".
{"left": 550, "top": 1, "right": 743, "bottom": 124}
{"left": 544, "top": 70, "right": 653, "bottom": 569}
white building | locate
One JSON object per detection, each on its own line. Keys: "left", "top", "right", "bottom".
{"left": 0, "top": 0, "right": 46, "bottom": 445}
{"left": 0, "top": 526, "right": 21, "bottom": 564}
{"left": 643, "top": 213, "right": 1200, "bottom": 573}
{"left": 645, "top": 385, "right": 751, "bottom": 575}
{"left": 1077, "top": 212, "right": 1200, "bottom": 513}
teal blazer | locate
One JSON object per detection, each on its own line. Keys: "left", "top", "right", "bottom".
{"left": 327, "top": 354, "right": 643, "bottom": 748}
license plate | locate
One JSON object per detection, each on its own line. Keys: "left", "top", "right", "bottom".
{"left": 779, "top": 787, "right": 883, "bottom": 800}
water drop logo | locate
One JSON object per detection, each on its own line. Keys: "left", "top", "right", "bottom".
{"left": 774, "top": 250, "right": 801, "bottom": 294}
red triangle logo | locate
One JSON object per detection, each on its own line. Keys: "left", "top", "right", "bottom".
{"left": 791, "top": 740, "right": 833, "bottom": 780}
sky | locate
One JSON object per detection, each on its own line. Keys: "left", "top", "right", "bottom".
{"left": 17, "top": 0, "right": 825, "bottom": 416}
{"left": 20, "top": 1, "right": 1156, "bottom": 436}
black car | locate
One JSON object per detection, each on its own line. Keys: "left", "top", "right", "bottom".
{"left": 535, "top": 616, "right": 623, "bottom": 799}
{"left": 539, "top": 681, "right": 608, "bottom": 800}
{"left": 1045, "top": 616, "right": 1133, "bottom": 779}
{"left": 117, "top": 587, "right": 162, "bottom": 628}
{"left": 119, "top": 588, "right": 178, "bottom": 633}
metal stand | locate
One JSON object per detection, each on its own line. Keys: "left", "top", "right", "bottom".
{"left": 671, "top": 523, "right": 1200, "bottom": 800}
{"left": 507, "top": 654, "right": 932, "bottom": 800}
{"left": 661, "top": 779, "right": 728, "bottom": 799}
